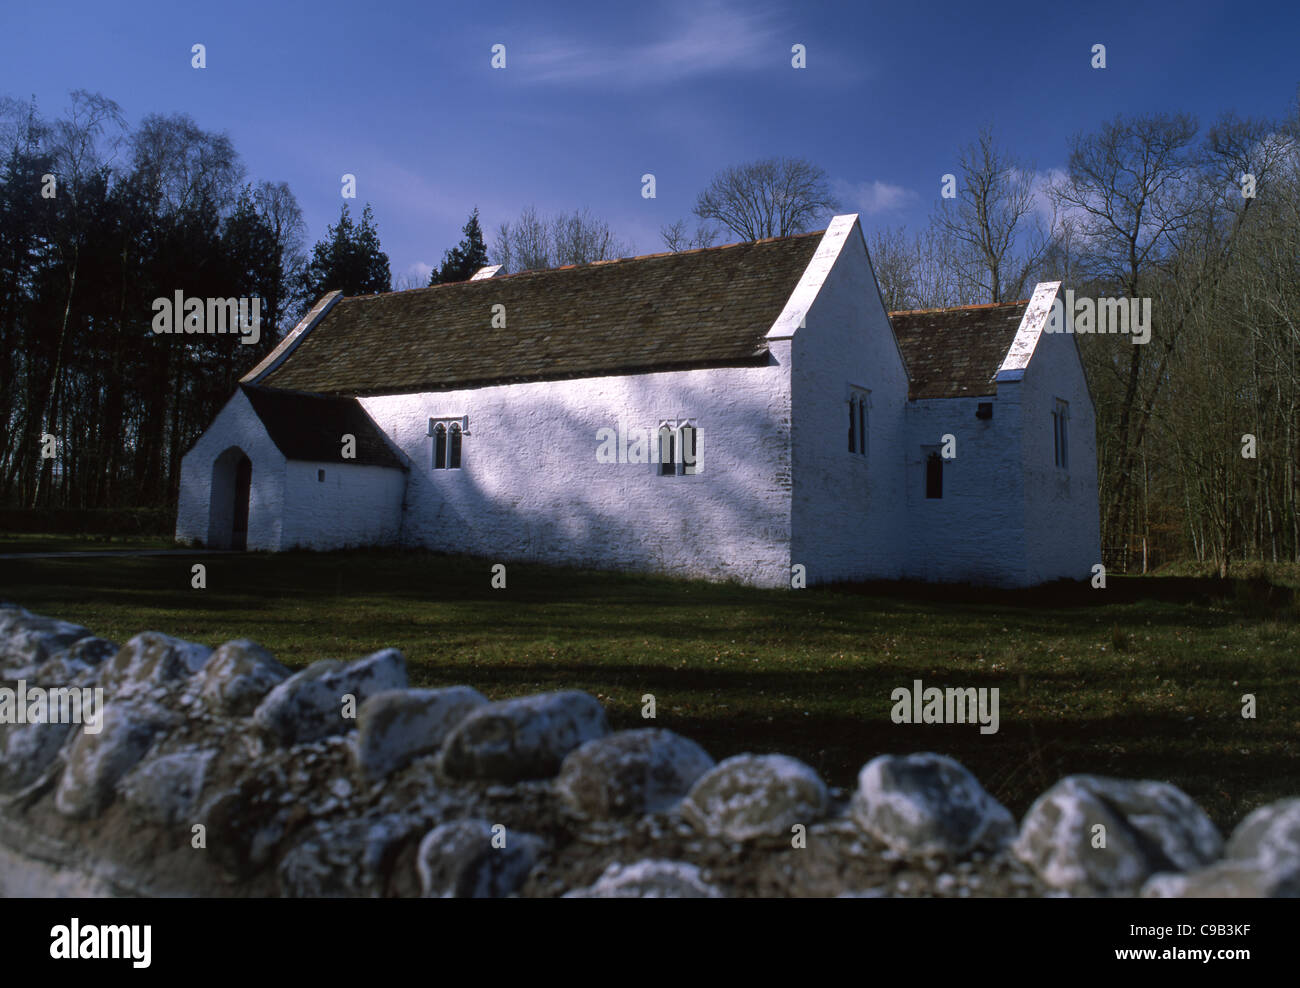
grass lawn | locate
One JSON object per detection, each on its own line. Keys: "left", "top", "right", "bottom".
{"left": 0, "top": 532, "right": 177, "bottom": 554}
{"left": 1, "top": 546, "right": 1296, "bottom": 831}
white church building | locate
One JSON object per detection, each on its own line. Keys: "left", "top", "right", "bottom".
{"left": 176, "top": 214, "right": 1101, "bottom": 588}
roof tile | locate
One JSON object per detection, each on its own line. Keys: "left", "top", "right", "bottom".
{"left": 890, "top": 301, "right": 1028, "bottom": 400}
{"left": 260, "top": 233, "right": 824, "bottom": 395}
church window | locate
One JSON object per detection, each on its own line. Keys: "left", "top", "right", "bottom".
{"left": 1053, "top": 400, "right": 1069, "bottom": 471}
{"left": 847, "top": 387, "right": 870, "bottom": 458}
{"left": 430, "top": 416, "right": 467, "bottom": 470}
{"left": 658, "top": 420, "right": 702, "bottom": 476}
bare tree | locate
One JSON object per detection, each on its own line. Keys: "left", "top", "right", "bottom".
{"left": 659, "top": 218, "right": 718, "bottom": 252}
{"left": 1054, "top": 113, "right": 1209, "bottom": 556}
{"left": 551, "top": 207, "right": 632, "bottom": 266}
{"left": 1053, "top": 114, "right": 1202, "bottom": 299}
{"left": 50, "top": 89, "right": 125, "bottom": 189}
{"left": 693, "top": 157, "right": 839, "bottom": 241}
{"left": 252, "top": 179, "right": 307, "bottom": 329}
{"left": 491, "top": 205, "right": 633, "bottom": 272}
{"left": 934, "top": 127, "right": 1051, "bottom": 303}
{"left": 129, "top": 112, "right": 243, "bottom": 215}
{"left": 867, "top": 223, "right": 966, "bottom": 311}
{"left": 0, "top": 95, "right": 40, "bottom": 155}
{"left": 1157, "top": 113, "right": 1299, "bottom": 573}
{"left": 1029, "top": 209, "right": 1082, "bottom": 289}
{"left": 391, "top": 270, "right": 428, "bottom": 291}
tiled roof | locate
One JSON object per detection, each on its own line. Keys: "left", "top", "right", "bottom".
{"left": 257, "top": 233, "right": 825, "bottom": 396}
{"left": 240, "top": 385, "right": 406, "bottom": 469}
{"left": 890, "top": 301, "right": 1028, "bottom": 400}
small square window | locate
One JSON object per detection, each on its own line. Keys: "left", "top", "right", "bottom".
{"left": 317, "top": 469, "right": 325, "bottom": 482}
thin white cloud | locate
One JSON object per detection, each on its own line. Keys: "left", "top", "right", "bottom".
{"left": 521, "top": 0, "right": 783, "bottom": 85}
{"left": 834, "top": 177, "right": 914, "bottom": 215}
{"left": 1017, "top": 166, "right": 1068, "bottom": 226}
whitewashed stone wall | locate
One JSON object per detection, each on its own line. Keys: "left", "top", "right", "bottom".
{"left": 1019, "top": 329, "right": 1102, "bottom": 583}
{"left": 786, "top": 219, "right": 911, "bottom": 584}
{"left": 360, "top": 359, "right": 795, "bottom": 589}
{"left": 280, "top": 461, "right": 405, "bottom": 551}
{"left": 176, "top": 390, "right": 287, "bottom": 551}
{"left": 903, "top": 391, "right": 1029, "bottom": 586}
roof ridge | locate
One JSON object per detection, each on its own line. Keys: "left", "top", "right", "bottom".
{"left": 890, "top": 299, "right": 1031, "bottom": 316}
{"left": 336, "top": 228, "right": 830, "bottom": 301}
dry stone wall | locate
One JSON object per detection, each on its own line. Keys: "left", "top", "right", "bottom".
{"left": 2, "top": 602, "right": 1298, "bottom": 898}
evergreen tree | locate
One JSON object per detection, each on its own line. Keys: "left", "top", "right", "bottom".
{"left": 428, "top": 207, "right": 489, "bottom": 285}
{"left": 302, "top": 202, "right": 391, "bottom": 299}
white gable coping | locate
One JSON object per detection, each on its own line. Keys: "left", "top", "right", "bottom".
{"left": 766, "top": 214, "right": 860, "bottom": 341}
{"left": 469, "top": 265, "right": 503, "bottom": 280}
{"left": 241, "top": 290, "right": 343, "bottom": 386}
{"left": 994, "top": 281, "right": 1061, "bottom": 383}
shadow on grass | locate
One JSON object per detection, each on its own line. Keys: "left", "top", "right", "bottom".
{"left": 3, "top": 547, "right": 1296, "bottom": 830}
{"left": 3, "top": 547, "right": 1292, "bottom": 612}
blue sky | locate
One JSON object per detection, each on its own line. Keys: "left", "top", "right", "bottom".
{"left": 4, "top": 0, "right": 1296, "bottom": 284}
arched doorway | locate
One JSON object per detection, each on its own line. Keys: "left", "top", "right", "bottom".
{"left": 209, "top": 447, "right": 253, "bottom": 549}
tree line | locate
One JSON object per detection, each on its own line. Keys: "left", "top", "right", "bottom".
{"left": 0, "top": 91, "right": 393, "bottom": 513}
